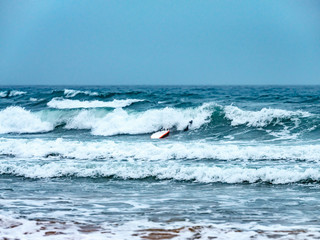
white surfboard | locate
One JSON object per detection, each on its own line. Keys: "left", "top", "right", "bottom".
{"left": 150, "top": 130, "right": 170, "bottom": 139}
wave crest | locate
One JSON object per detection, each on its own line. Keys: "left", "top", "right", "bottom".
{"left": 0, "top": 103, "right": 316, "bottom": 136}
{"left": 224, "top": 106, "right": 311, "bottom": 127}
{"left": 66, "top": 103, "right": 213, "bottom": 135}
{"left": 0, "top": 107, "right": 53, "bottom": 134}
{"left": 64, "top": 89, "right": 99, "bottom": 97}
{"left": 0, "top": 90, "right": 26, "bottom": 98}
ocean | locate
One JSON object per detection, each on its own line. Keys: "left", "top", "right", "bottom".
{"left": 0, "top": 85, "right": 320, "bottom": 239}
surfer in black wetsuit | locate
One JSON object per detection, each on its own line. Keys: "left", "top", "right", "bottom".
{"left": 158, "top": 120, "right": 192, "bottom": 132}
{"left": 183, "top": 120, "right": 193, "bottom": 131}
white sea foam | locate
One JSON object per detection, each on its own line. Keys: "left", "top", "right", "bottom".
{"left": 224, "top": 106, "right": 311, "bottom": 127}
{"left": 66, "top": 103, "right": 213, "bottom": 135}
{"left": 0, "top": 138, "right": 319, "bottom": 161}
{"left": 0, "top": 107, "right": 53, "bottom": 134}
{"left": 64, "top": 88, "right": 99, "bottom": 97}
{"left": 47, "top": 98, "right": 143, "bottom": 109}
{"left": 1, "top": 138, "right": 320, "bottom": 183}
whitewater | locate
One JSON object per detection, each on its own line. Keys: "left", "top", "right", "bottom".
{"left": 1, "top": 85, "right": 320, "bottom": 239}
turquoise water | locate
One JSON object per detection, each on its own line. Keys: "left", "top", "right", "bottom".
{"left": 1, "top": 86, "right": 320, "bottom": 239}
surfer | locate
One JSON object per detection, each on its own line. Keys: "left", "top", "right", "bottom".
{"left": 151, "top": 120, "right": 193, "bottom": 139}
{"left": 183, "top": 120, "right": 193, "bottom": 131}
{"left": 159, "top": 120, "right": 192, "bottom": 131}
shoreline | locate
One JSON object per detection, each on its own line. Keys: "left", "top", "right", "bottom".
{"left": 1, "top": 215, "right": 318, "bottom": 240}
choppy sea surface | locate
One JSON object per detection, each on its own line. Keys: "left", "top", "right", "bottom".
{"left": 1, "top": 85, "right": 320, "bottom": 239}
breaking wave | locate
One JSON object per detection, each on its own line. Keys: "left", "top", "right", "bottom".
{"left": 0, "top": 138, "right": 319, "bottom": 161}
{"left": 224, "top": 105, "right": 312, "bottom": 127}
{"left": 0, "top": 107, "right": 53, "bottom": 134}
{"left": 1, "top": 124, "right": 318, "bottom": 183}
{"left": 0, "top": 103, "right": 212, "bottom": 135}
{"left": 0, "top": 103, "right": 316, "bottom": 136}
{"left": 66, "top": 103, "right": 213, "bottom": 135}
{"left": 1, "top": 156, "right": 320, "bottom": 184}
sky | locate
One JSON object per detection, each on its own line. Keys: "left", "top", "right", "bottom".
{"left": 0, "top": 0, "right": 320, "bottom": 85}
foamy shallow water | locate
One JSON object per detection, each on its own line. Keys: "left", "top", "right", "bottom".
{"left": 1, "top": 86, "right": 320, "bottom": 239}
{"left": 1, "top": 177, "right": 320, "bottom": 239}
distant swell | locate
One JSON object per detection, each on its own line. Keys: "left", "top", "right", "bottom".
{"left": 47, "top": 98, "right": 144, "bottom": 109}
{"left": 64, "top": 89, "right": 99, "bottom": 97}
{"left": 0, "top": 90, "right": 26, "bottom": 98}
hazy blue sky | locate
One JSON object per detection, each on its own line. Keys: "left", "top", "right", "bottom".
{"left": 1, "top": 0, "right": 319, "bottom": 85}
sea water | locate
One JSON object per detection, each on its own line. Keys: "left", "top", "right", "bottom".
{"left": 0, "top": 86, "right": 320, "bottom": 239}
